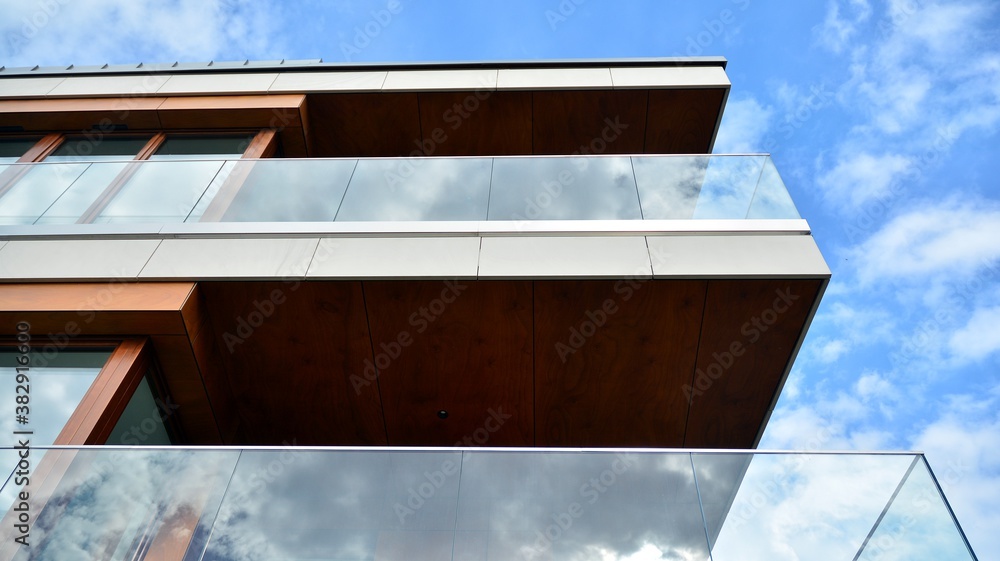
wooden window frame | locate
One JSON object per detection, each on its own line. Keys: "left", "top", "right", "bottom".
{"left": 0, "top": 336, "right": 194, "bottom": 561}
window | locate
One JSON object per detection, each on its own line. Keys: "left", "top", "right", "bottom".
{"left": 0, "top": 130, "right": 274, "bottom": 224}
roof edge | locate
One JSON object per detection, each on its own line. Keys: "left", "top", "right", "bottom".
{"left": 0, "top": 56, "right": 728, "bottom": 78}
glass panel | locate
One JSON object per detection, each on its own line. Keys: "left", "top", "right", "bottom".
{"left": 34, "top": 162, "right": 130, "bottom": 224}
{"left": 489, "top": 156, "right": 642, "bottom": 220}
{"left": 691, "top": 156, "right": 766, "bottom": 219}
{"left": 633, "top": 156, "right": 710, "bottom": 219}
{"left": 186, "top": 160, "right": 239, "bottom": 222}
{"left": 0, "top": 163, "right": 89, "bottom": 224}
{"left": 105, "top": 374, "right": 174, "bottom": 446}
{"left": 336, "top": 158, "right": 491, "bottom": 221}
{"left": 95, "top": 160, "right": 226, "bottom": 223}
{"left": 457, "top": 451, "right": 711, "bottom": 561}
{"left": 0, "top": 348, "right": 113, "bottom": 510}
{"left": 2, "top": 448, "right": 238, "bottom": 561}
{"left": 151, "top": 135, "right": 253, "bottom": 160}
{"left": 217, "top": 159, "right": 358, "bottom": 222}
{"left": 0, "top": 138, "right": 41, "bottom": 163}
{"left": 198, "top": 450, "right": 711, "bottom": 561}
{"left": 45, "top": 136, "right": 151, "bottom": 162}
{"left": 747, "top": 157, "right": 800, "bottom": 219}
{"left": 200, "top": 450, "right": 462, "bottom": 560}
{"left": 855, "top": 458, "right": 976, "bottom": 561}
{"left": 701, "top": 453, "right": 917, "bottom": 561}
{"left": 0, "top": 450, "right": 979, "bottom": 560}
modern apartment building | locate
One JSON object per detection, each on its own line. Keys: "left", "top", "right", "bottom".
{"left": 0, "top": 58, "right": 978, "bottom": 559}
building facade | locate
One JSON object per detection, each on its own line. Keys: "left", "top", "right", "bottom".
{"left": 0, "top": 59, "right": 978, "bottom": 559}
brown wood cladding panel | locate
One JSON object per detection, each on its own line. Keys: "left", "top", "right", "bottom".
{"left": 308, "top": 93, "right": 422, "bottom": 156}
{"left": 151, "top": 335, "right": 223, "bottom": 443}
{"left": 534, "top": 280, "right": 706, "bottom": 447}
{"left": 183, "top": 284, "right": 240, "bottom": 443}
{"left": 417, "top": 91, "right": 532, "bottom": 155}
{"left": 645, "top": 88, "right": 726, "bottom": 154}
{"left": 364, "top": 280, "right": 533, "bottom": 446}
{"left": 532, "top": 90, "right": 647, "bottom": 154}
{"left": 0, "top": 311, "right": 186, "bottom": 337}
{"left": 0, "top": 281, "right": 191, "bottom": 333}
{"left": 684, "top": 279, "right": 822, "bottom": 448}
{"left": 156, "top": 94, "right": 305, "bottom": 129}
{"left": 0, "top": 282, "right": 193, "bottom": 312}
{"left": 0, "top": 98, "right": 164, "bottom": 131}
{"left": 201, "top": 281, "right": 386, "bottom": 445}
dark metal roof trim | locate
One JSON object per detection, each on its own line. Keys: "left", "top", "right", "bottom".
{"left": 0, "top": 57, "right": 727, "bottom": 78}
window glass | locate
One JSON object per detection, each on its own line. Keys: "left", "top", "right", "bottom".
{"left": 105, "top": 373, "right": 174, "bottom": 445}
{"left": 45, "top": 136, "right": 152, "bottom": 162}
{"left": 0, "top": 138, "right": 42, "bottom": 163}
{"left": 0, "top": 347, "right": 113, "bottom": 510}
{"left": 151, "top": 135, "right": 253, "bottom": 160}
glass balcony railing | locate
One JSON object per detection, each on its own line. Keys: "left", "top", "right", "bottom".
{"left": 0, "top": 448, "right": 977, "bottom": 560}
{"left": 0, "top": 155, "right": 799, "bottom": 226}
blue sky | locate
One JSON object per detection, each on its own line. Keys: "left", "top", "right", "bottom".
{"left": 2, "top": 0, "right": 998, "bottom": 556}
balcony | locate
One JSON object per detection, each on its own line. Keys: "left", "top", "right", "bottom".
{"left": 0, "top": 154, "right": 829, "bottom": 449}
{"left": 0, "top": 154, "right": 799, "bottom": 233}
{"left": 0, "top": 447, "right": 977, "bottom": 560}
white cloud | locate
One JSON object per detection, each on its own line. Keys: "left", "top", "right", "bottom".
{"left": 814, "top": 0, "right": 872, "bottom": 53}
{"left": 713, "top": 95, "right": 774, "bottom": 153}
{"left": 949, "top": 305, "right": 1000, "bottom": 362}
{"left": 0, "top": 0, "right": 286, "bottom": 66}
{"left": 815, "top": 337, "right": 849, "bottom": 363}
{"left": 848, "top": 199, "right": 1000, "bottom": 285}
{"left": 816, "top": 150, "right": 912, "bottom": 208}
{"left": 855, "top": 371, "right": 897, "bottom": 402}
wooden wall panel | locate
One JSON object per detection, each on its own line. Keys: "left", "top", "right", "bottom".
{"left": 417, "top": 91, "right": 532, "bottom": 155}
{"left": 532, "top": 90, "right": 647, "bottom": 154}
{"left": 0, "top": 98, "right": 164, "bottom": 131}
{"left": 684, "top": 279, "right": 823, "bottom": 448}
{"left": 156, "top": 94, "right": 305, "bottom": 129}
{"left": 645, "top": 88, "right": 726, "bottom": 154}
{"left": 181, "top": 284, "right": 239, "bottom": 443}
{"left": 534, "top": 280, "right": 706, "bottom": 447}
{"left": 0, "top": 283, "right": 194, "bottom": 335}
{"left": 364, "top": 280, "right": 534, "bottom": 446}
{"left": 308, "top": 93, "right": 422, "bottom": 157}
{"left": 150, "top": 335, "right": 223, "bottom": 443}
{"left": 201, "top": 281, "right": 386, "bottom": 445}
